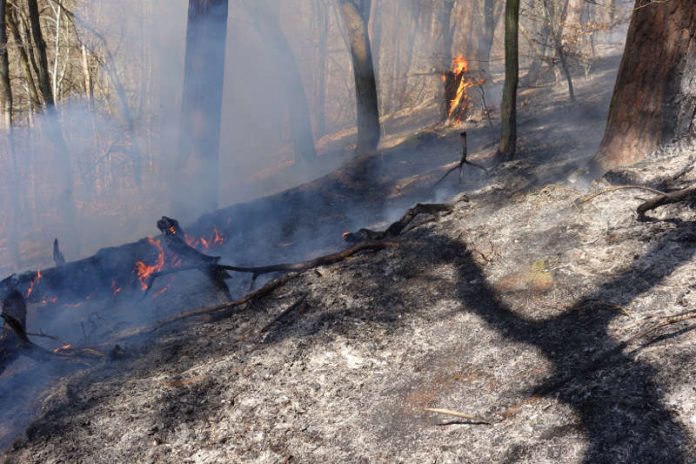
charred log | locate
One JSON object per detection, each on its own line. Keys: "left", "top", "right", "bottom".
{"left": 343, "top": 203, "right": 454, "bottom": 243}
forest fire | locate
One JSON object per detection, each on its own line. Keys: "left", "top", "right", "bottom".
{"left": 135, "top": 238, "right": 165, "bottom": 290}
{"left": 444, "top": 54, "right": 485, "bottom": 123}
{"left": 185, "top": 225, "right": 226, "bottom": 252}
{"left": 25, "top": 270, "right": 42, "bottom": 298}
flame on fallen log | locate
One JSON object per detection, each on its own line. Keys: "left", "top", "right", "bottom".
{"left": 25, "top": 270, "right": 42, "bottom": 298}
{"left": 135, "top": 237, "right": 165, "bottom": 290}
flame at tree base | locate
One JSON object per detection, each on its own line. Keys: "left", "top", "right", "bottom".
{"left": 443, "top": 55, "right": 485, "bottom": 124}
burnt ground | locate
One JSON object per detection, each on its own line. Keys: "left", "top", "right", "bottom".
{"left": 4, "top": 52, "right": 696, "bottom": 463}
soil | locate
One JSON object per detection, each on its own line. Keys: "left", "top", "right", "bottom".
{"left": 3, "top": 52, "right": 696, "bottom": 464}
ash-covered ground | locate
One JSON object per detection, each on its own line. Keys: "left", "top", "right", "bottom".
{"left": 4, "top": 53, "right": 696, "bottom": 463}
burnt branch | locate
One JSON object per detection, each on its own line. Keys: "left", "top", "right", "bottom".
{"left": 343, "top": 203, "right": 454, "bottom": 243}
{"left": 433, "top": 132, "right": 488, "bottom": 189}
{"left": 637, "top": 186, "right": 696, "bottom": 220}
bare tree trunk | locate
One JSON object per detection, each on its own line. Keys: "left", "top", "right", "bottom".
{"left": 7, "top": 6, "right": 40, "bottom": 109}
{"left": 477, "top": 0, "right": 502, "bottom": 78}
{"left": 314, "top": 0, "right": 328, "bottom": 137}
{"left": 498, "top": 0, "right": 520, "bottom": 159}
{"left": 251, "top": 2, "right": 317, "bottom": 163}
{"left": 0, "top": 0, "right": 20, "bottom": 266}
{"left": 26, "top": 0, "right": 53, "bottom": 106}
{"left": 338, "top": 0, "right": 380, "bottom": 154}
{"left": 178, "top": 0, "right": 229, "bottom": 213}
{"left": 26, "top": 0, "right": 77, "bottom": 244}
{"left": 591, "top": 0, "right": 696, "bottom": 172}
{"left": 436, "top": 0, "right": 455, "bottom": 121}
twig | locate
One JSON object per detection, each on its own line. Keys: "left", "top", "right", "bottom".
{"left": 576, "top": 185, "right": 667, "bottom": 206}
{"left": 423, "top": 408, "right": 493, "bottom": 425}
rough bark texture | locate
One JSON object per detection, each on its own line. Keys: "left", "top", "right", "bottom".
{"left": 178, "top": 0, "right": 229, "bottom": 213}
{"left": 592, "top": 0, "right": 696, "bottom": 172}
{"left": 26, "top": 0, "right": 53, "bottom": 107}
{"left": 498, "top": 0, "right": 520, "bottom": 159}
{"left": 338, "top": 0, "right": 381, "bottom": 154}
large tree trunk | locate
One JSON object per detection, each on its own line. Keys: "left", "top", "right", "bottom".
{"left": 498, "top": 0, "right": 520, "bottom": 159}
{"left": 338, "top": 0, "right": 380, "bottom": 155}
{"left": 591, "top": 0, "right": 696, "bottom": 172}
{"left": 178, "top": 0, "right": 229, "bottom": 213}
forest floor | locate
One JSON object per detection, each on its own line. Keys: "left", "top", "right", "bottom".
{"left": 4, "top": 51, "right": 696, "bottom": 463}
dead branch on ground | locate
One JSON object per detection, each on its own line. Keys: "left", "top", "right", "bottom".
{"left": 343, "top": 204, "right": 454, "bottom": 243}
{"left": 636, "top": 186, "right": 696, "bottom": 219}
{"left": 576, "top": 185, "right": 667, "bottom": 207}
{"left": 423, "top": 407, "right": 494, "bottom": 425}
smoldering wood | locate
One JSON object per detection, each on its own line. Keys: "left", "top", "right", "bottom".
{"left": 53, "top": 238, "right": 66, "bottom": 266}
{"left": 154, "top": 216, "right": 231, "bottom": 298}
{"left": 343, "top": 203, "right": 455, "bottom": 243}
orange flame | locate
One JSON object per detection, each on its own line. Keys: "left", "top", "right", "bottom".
{"left": 448, "top": 55, "right": 485, "bottom": 123}
{"left": 112, "top": 279, "right": 122, "bottom": 296}
{"left": 25, "top": 270, "right": 42, "bottom": 298}
{"left": 185, "top": 226, "right": 226, "bottom": 253}
{"left": 53, "top": 343, "right": 74, "bottom": 353}
{"left": 135, "top": 237, "right": 165, "bottom": 290}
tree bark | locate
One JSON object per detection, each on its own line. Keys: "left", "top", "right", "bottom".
{"left": 498, "top": 0, "right": 520, "bottom": 159}
{"left": 178, "top": 0, "right": 229, "bottom": 213}
{"left": 591, "top": 0, "right": 696, "bottom": 173}
{"left": 338, "top": 0, "right": 380, "bottom": 154}
{"left": 26, "top": 0, "right": 53, "bottom": 107}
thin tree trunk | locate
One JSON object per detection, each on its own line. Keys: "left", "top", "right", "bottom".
{"left": 338, "top": 0, "right": 380, "bottom": 154}
{"left": 251, "top": 2, "right": 317, "bottom": 163}
{"left": 178, "top": 0, "right": 229, "bottom": 213}
{"left": 8, "top": 7, "right": 40, "bottom": 109}
{"left": 0, "top": 0, "right": 20, "bottom": 266}
{"left": 26, "top": 0, "right": 77, "bottom": 245}
{"left": 315, "top": 0, "right": 328, "bottom": 137}
{"left": 27, "top": 0, "right": 53, "bottom": 106}
{"left": 498, "top": 0, "right": 519, "bottom": 159}
{"left": 591, "top": 0, "right": 696, "bottom": 172}
{"left": 437, "top": 0, "right": 455, "bottom": 121}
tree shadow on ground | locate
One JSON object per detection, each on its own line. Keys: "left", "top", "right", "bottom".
{"left": 434, "top": 221, "right": 696, "bottom": 463}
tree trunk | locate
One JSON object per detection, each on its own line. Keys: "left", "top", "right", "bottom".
{"left": 250, "top": 2, "right": 317, "bottom": 164}
{"left": 0, "top": 0, "right": 20, "bottom": 267}
{"left": 26, "top": 0, "right": 53, "bottom": 107}
{"left": 498, "top": 0, "right": 520, "bottom": 159}
{"left": 7, "top": 6, "right": 40, "bottom": 110}
{"left": 338, "top": 0, "right": 380, "bottom": 154}
{"left": 26, "top": 0, "right": 77, "bottom": 245}
{"left": 178, "top": 0, "right": 229, "bottom": 213}
{"left": 591, "top": 0, "right": 696, "bottom": 172}
{"left": 477, "top": 0, "right": 502, "bottom": 79}
{"left": 436, "top": 0, "right": 455, "bottom": 121}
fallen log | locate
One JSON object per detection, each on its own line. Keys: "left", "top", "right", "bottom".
{"left": 637, "top": 185, "right": 696, "bottom": 219}
{"left": 155, "top": 216, "right": 231, "bottom": 298}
